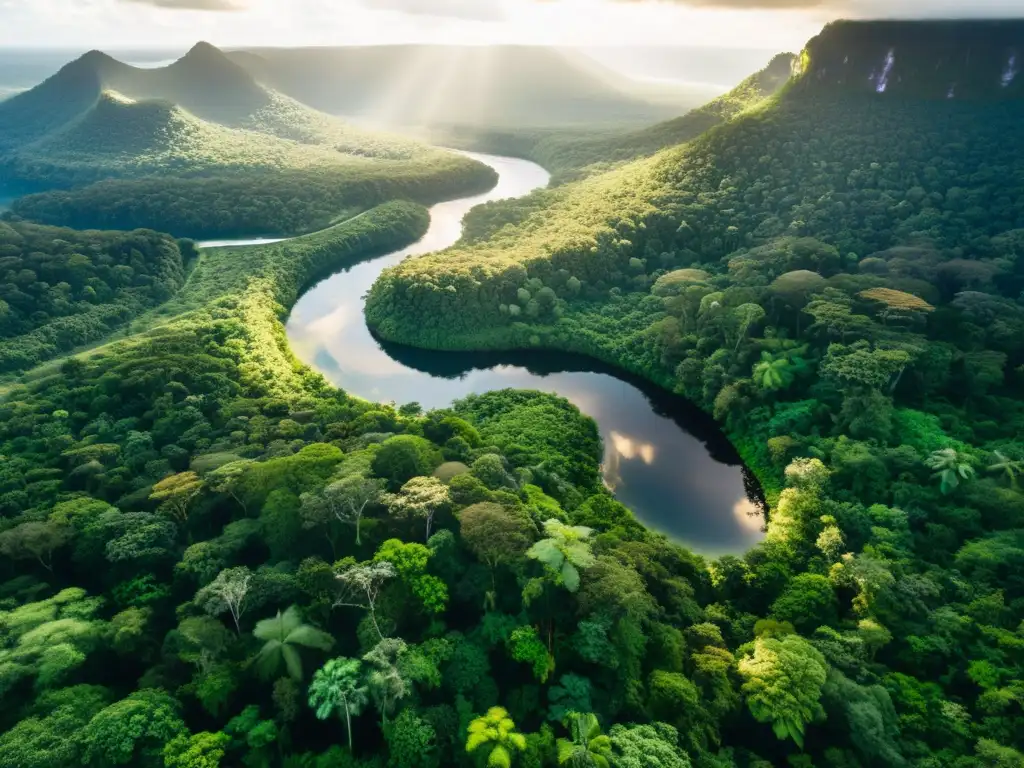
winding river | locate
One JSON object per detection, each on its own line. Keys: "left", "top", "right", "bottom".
{"left": 206, "top": 151, "right": 765, "bottom": 556}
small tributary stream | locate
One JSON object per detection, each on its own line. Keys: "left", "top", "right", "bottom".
{"left": 202, "top": 151, "right": 765, "bottom": 556}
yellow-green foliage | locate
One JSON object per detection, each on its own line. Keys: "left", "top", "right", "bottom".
{"left": 367, "top": 155, "right": 668, "bottom": 341}
{"left": 13, "top": 91, "right": 450, "bottom": 186}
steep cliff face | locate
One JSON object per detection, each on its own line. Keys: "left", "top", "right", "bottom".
{"left": 794, "top": 20, "right": 1024, "bottom": 100}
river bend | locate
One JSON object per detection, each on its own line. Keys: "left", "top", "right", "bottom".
{"left": 205, "top": 151, "right": 764, "bottom": 556}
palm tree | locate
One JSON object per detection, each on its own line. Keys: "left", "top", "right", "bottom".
{"left": 526, "top": 519, "right": 596, "bottom": 593}
{"left": 557, "top": 713, "right": 613, "bottom": 768}
{"left": 466, "top": 707, "right": 527, "bottom": 768}
{"left": 752, "top": 352, "right": 794, "bottom": 391}
{"left": 253, "top": 605, "right": 334, "bottom": 681}
{"left": 988, "top": 450, "right": 1023, "bottom": 489}
{"left": 363, "top": 638, "right": 410, "bottom": 727}
{"left": 925, "top": 448, "right": 976, "bottom": 495}
{"left": 308, "top": 657, "right": 368, "bottom": 752}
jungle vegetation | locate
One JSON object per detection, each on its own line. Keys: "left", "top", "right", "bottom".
{"left": 0, "top": 221, "right": 190, "bottom": 375}
{"left": 363, "top": 20, "right": 1024, "bottom": 765}
{"left": 2, "top": 17, "right": 1024, "bottom": 768}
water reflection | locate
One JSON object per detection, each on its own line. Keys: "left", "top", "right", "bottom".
{"left": 279, "top": 151, "right": 765, "bottom": 556}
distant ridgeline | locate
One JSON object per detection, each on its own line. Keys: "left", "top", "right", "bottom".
{"left": 431, "top": 52, "right": 796, "bottom": 184}
{"left": 796, "top": 20, "right": 1024, "bottom": 99}
{"left": 0, "top": 43, "right": 495, "bottom": 237}
{"left": 227, "top": 45, "right": 692, "bottom": 129}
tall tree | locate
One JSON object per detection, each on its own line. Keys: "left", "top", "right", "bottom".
{"left": 752, "top": 351, "right": 794, "bottom": 392}
{"left": 335, "top": 561, "right": 398, "bottom": 640}
{"left": 301, "top": 473, "right": 385, "bottom": 549}
{"left": 460, "top": 502, "right": 535, "bottom": 606}
{"left": 737, "top": 634, "right": 828, "bottom": 749}
{"left": 0, "top": 520, "right": 70, "bottom": 572}
{"left": 363, "top": 638, "right": 411, "bottom": 727}
{"left": 150, "top": 472, "right": 204, "bottom": 526}
{"left": 308, "top": 657, "right": 368, "bottom": 752}
{"left": 195, "top": 567, "right": 253, "bottom": 634}
{"left": 384, "top": 476, "right": 451, "bottom": 541}
{"left": 252, "top": 605, "right": 334, "bottom": 681}
{"left": 987, "top": 450, "right": 1023, "bottom": 489}
{"left": 206, "top": 459, "right": 254, "bottom": 514}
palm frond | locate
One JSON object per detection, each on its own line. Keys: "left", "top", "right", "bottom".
{"left": 282, "top": 643, "right": 302, "bottom": 680}
{"left": 286, "top": 624, "right": 335, "bottom": 651}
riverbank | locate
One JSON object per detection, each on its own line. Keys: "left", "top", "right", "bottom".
{"left": 287, "top": 151, "right": 764, "bottom": 555}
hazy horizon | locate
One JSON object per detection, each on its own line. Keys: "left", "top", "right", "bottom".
{"left": 3, "top": 0, "right": 1024, "bottom": 52}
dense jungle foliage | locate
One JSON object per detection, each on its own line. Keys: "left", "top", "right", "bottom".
{"left": 0, "top": 191, "right": 740, "bottom": 768}
{"left": 8, "top": 156, "right": 495, "bottom": 239}
{"left": 365, "top": 23, "right": 1024, "bottom": 766}
{"left": 0, "top": 221, "right": 189, "bottom": 375}
{"left": 5, "top": 18, "right": 1024, "bottom": 768}
{"left": 432, "top": 53, "right": 794, "bottom": 185}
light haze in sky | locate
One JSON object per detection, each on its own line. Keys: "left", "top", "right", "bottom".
{"left": 0, "top": 0, "right": 1020, "bottom": 50}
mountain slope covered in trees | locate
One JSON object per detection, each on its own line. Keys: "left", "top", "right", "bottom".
{"left": 0, "top": 221, "right": 190, "bottom": 375}
{"left": 366, "top": 20, "right": 1024, "bottom": 764}
{"left": 0, "top": 43, "right": 495, "bottom": 235}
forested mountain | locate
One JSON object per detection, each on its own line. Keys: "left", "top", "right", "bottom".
{"left": 367, "top": 20, "right": 1024, "bottom": 764}
{"left": 435, "top": 52, "right": 795, "bottom": 183}
{"left": 0, "top": 43, "right": 496, "bottom": 235}
{"left": 228, "top": 44, "right": 696, "bottom": 128}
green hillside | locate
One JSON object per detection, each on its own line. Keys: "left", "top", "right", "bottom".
{"left": 0, "top": 43, "right": 496, "bottom": 236}
{"left": 367, "top": 22, "right": 1024, "bottom": 763}
{"left": 0, "top": 220, "right": 188, "bottom": 374}
{"left": 5, "top": 90, "right": 423, "bottom": 188}
{"left": 436, "top": 52, "right": 795, "bottom": 182}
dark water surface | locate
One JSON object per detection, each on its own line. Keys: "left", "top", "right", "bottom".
{"left": 209, "top": 151, "right": 765, "bottom": 556}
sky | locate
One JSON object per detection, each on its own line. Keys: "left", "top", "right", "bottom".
{"left": 0, "top": 0, "right": 1020, "bottom": 51}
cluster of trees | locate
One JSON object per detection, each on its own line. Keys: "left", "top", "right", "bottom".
{"left": 366, "top": 38, "right": 1024, "bottom": 766}
{"left": 8, "top": 154, "right": 495, "bottom": 240}
{"left": 0, "top": 251, "right": 736, "bottom": 767}
{"left": 0, "top": 220, "right": 190, "bottom": 374}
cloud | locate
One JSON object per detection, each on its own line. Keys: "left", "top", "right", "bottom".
{"left": 121, "top": 0, "right": 245, "bottom": 10}
{"left": 360, "top": 0, "right": 505, "bottom": 21}
{"left": 611, "top": 0, "right": 1021, "bottom": 12}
